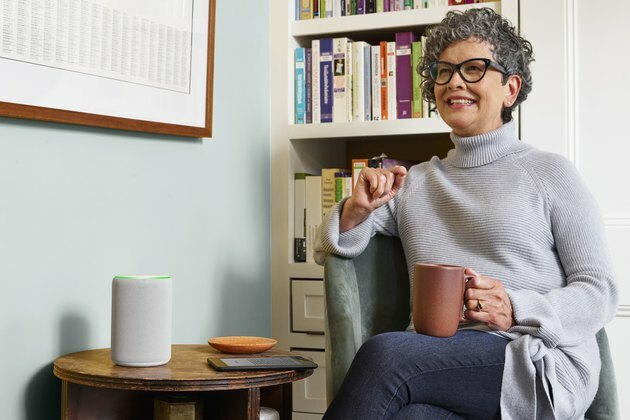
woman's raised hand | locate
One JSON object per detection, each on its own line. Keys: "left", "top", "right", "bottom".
{"left": 340, "top": 166, "right": 407, "bottom": 232}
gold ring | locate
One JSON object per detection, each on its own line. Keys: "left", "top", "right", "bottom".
{"left": 476, "top": 300, "right": 483, "bottom": 312}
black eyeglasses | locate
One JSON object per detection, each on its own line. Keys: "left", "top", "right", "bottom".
{"left": 426, "top": 58, "right": 508, "bottom": 85}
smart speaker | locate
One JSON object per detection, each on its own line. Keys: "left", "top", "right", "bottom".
{"left": 111, "top": 275, "right": 172, "bottom": 367}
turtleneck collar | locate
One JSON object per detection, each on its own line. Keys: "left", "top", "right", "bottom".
{"left": 445, "top": 120, "right": 529, "bottom": 168}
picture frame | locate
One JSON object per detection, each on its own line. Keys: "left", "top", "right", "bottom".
{"left": 0, "top": 0, "right": 216, "bottom": 138}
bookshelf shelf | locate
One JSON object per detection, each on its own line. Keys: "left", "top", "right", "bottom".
{"left": 292, "top": 2, "right": 501, "bottom": 38}
{"left": 289, "top": 117, "right": 450, "bottom": 140}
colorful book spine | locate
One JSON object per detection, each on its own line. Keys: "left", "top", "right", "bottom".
{"left": 377, "top": 0, "right": 384, "bottom": 12}
{"left": 404, "top": 0, "right": 413, "bottom": 9}
{"left": 299, "top": 0, "right": 311, "bottom": 19}
{"left": 371, "top": 45, "right": 382, "bottom": 121}
{"left": 305, "top": 48, "right": 313, "bottom": 124}
{"left": 357, "top": 0, "right": 365, "bottom": 14}
{"left": 313, "top": 0, "right": 320, "bottom": 17}
{"left": 294, "top": 173, "right": 310, "bottom": 262}
{"left": 305, "top": 175, "right": 322, "bottom": 263}
{"left": 345, "top": 40, "right": 353, "bottom": 122}
{"left": 321, "top": 168, "right": 345, "bottom": 217}
{"left": 333, "top": 37, "right": 352, "bottom": 123}
{"left": 312, "top": 40, "right": 321, "bottom": 123}
{"left": 352, "top": 41, "right": 372, "bottom": 121}
{"left": 325, "top": 0, "right": 333, "bottom": 16}
{"left": 395, "top": 0, "right": 404, "bottom": 10}
{"left": 345, "top": 0, "right": 352, "bottom": 16}
{"left": 379, "top": 41, "right": 388, "bottom": 120}
{"left": 387, "top": 41, "right": 397, "bottom": 120}
{"left": 320, "top": 38, "right": 334, "bottom": 123}
{"left": 295, "top": 47, "right": 306, "bottom": 124}
{"left": 395, "top": 31, "right": 418, "bottom": 119}
{"left": 333, "top": 0, "right": 342, "bottom": 17}
{"left": 366, "top": 0, "right": 376, "bottom": 13}
{"left": 334, "top": 171, "right": 352, "bottom": 202}
{"left": 412, "top": 40, "right": 423, "bottom": 118}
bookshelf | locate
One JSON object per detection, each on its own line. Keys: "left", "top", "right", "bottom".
{"left": 270, "top": 1, "right": 518, "bottom": 417}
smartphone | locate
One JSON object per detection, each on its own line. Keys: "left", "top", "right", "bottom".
{"left": 207, "top": 355, "right": 318, "bottom": 371}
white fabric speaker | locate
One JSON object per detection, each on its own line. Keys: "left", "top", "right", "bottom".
{"left": 111, "top": 275, "right": 172, "bottom": 367}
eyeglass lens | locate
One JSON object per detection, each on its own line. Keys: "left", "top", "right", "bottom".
{"left": 430, "top": 59, "right": 490, "bottom": 85}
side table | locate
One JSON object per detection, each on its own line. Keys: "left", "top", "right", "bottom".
{"left": 53, "top": 344, "right": 314, "bottom": 419}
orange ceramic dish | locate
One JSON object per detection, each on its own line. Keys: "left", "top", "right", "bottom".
{"left": 207, "top": 336, "right": 278, "bottom": 354}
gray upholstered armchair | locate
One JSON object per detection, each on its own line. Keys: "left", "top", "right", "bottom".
{"left": 323, "top": 234, "right": 619, "bottom": 419}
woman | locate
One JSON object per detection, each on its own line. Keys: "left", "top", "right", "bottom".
{"left": 314, "top": 8, "right": 618, "bottom": 420}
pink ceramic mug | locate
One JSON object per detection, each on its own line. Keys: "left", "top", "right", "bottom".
{"left": 412, "top": 263, "right": 467, "bottom": 337}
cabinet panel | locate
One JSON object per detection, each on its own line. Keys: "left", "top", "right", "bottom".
{"left": 292, "top": 350, "right": 327, "bottom": 414}
{"left": 292, "top": 279, "right": 325, "bottom": 333}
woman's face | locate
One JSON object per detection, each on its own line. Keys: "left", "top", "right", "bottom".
{"left": 434, "top": 38, "right": 521, "bottom": 137}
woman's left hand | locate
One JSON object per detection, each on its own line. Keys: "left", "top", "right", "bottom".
{"left": 463, "top": 268, "right": 515, "bottom": 331}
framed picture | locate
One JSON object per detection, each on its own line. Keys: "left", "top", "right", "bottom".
{"left": 0, "top": 0, "right": 215, "bottom": 138}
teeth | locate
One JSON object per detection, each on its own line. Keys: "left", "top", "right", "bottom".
{"left": 450, "top": 99, "right": 474, "bottom": 105}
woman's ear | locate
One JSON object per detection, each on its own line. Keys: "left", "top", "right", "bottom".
{"left": 504, "top": 75, "right": 522, "bottom": 107}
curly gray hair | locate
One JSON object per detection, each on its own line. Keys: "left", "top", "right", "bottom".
{"left": 419, "top": 7, "right": 534, "bottom": 123}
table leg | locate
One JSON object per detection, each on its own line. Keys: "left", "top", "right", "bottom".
{"left": 216, "top": 387, "right": 260, "bottom": 420}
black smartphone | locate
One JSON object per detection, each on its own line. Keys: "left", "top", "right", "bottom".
{"left": 207, "top": 355, "right": 318, "bottom": 371}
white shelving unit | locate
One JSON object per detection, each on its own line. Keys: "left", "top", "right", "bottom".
{"left": 270, "top": 2, "right": 518, "bottom": 417}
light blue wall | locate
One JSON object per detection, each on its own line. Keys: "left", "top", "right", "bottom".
{"left": 0, "top": 1, "right": 269, "bottom": 418}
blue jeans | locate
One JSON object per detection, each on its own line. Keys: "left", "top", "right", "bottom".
{"left": 323, "top": 330, "right": 509, "bottom": 420}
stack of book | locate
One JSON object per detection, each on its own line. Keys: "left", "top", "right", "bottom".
{"left": 296, "top": 0, "right": 493, "bottom": 19}
{"left": 294, "top": 32, "right": 439, "bottom": 125}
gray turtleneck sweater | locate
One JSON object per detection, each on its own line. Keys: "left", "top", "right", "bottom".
{"left": 314, "top": 121, "right": 618, "bottom": 419}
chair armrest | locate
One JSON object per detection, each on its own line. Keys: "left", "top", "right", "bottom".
{"left": 324, "top": 253, "right": 363, "bottom": 400}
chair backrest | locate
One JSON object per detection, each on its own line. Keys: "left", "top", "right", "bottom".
{"left": 323, "top": 234, "right": 619, "bottom": 419}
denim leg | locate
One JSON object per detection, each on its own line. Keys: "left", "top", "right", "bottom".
{"left": 323, "top": 330, "right": 508, "bottom": 420}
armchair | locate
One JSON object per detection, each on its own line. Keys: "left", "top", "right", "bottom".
{"left": 323, "top": 234, "right": 619, "bottom": 419}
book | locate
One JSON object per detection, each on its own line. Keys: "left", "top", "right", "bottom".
{"left": 379, "top": 41, "right": 388, "bottom": 120}
{"left": 305, "top": 48, "right": 312, "bottom": 124}
{"left": 412, "top": 40, "right": 423, "bottom": 118}
{"left": 345, "top": 40, "right": 353, "bottom": 122}
{"left": 351, "top": 158, "right": 369, "bottom": 191}
{"left": 377, "top": 0, "right": 384, "bottom": 12}
{"left": 305, "top": 175, "right": 322, "bottom": 263}
{"left": 294, "top": 173, "right": 311, "bottom": 262}
{"left": 295, "top": 47, "right": 306, "bottom": 124}
{"left": 357, "top": 0, "right": 365, "bottom": 13}
{"left": 320, "top": 38, "right": 334, "bottom": 123}
{"left": 325, "top": 0, "right": 333, "bottom": 16}
{"left": 322, "top": 167, "right": 346, "bottom": 217}
{"left": 369, "top": 153, "right": 419, "bottom": 170}
{"left": 366, "top": 0, "right": 376, "bottom": 13}
{"left": 313, "top": 0, "right": 319, "bottom": 17}
{"left": 395, "top": 31, "right": 418, "bottom": 119}
{"left": 371, "top": 45, "right": 381, "bottom": 121}
{"left": 333, "top": 37, "right": 352, "bottom": 123}
{"left": 312, "top": 39, "right": 321, "bottom": 123}
{"left": 352, "top": 41, "right": 372, "bottom": 122}
{"left": 404, "top": 0, "right": 413, "bottom": 9}
{"left": 334, "top": 171, "right": 353, "bottom": 202}
{"left": 299, "top": 0, "right": 311, "bottom": 19}
{"left": 386, "top": 41, "right": 397, "bottom": 120}
{"left": 333, "top": 0, "right": 342, "bottom": 17}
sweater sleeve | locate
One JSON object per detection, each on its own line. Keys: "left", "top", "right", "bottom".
{"left": 313, "top": 196, "right": 399, "bottom": 265}
{"left": 507, "top": 155, "right": 619, "bottom": 348}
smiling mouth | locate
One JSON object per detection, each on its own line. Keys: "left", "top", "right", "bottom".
{"left": 448, "top": 98, "right": 475, "bottom": 105}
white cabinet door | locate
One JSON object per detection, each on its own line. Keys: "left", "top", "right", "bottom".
{"left": 521, "top": 1, "right": 630, "bottom": 417}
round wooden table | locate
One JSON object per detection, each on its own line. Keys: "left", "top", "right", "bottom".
{"left": 53, "top": 344, "right": 314, "bottom": 420}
